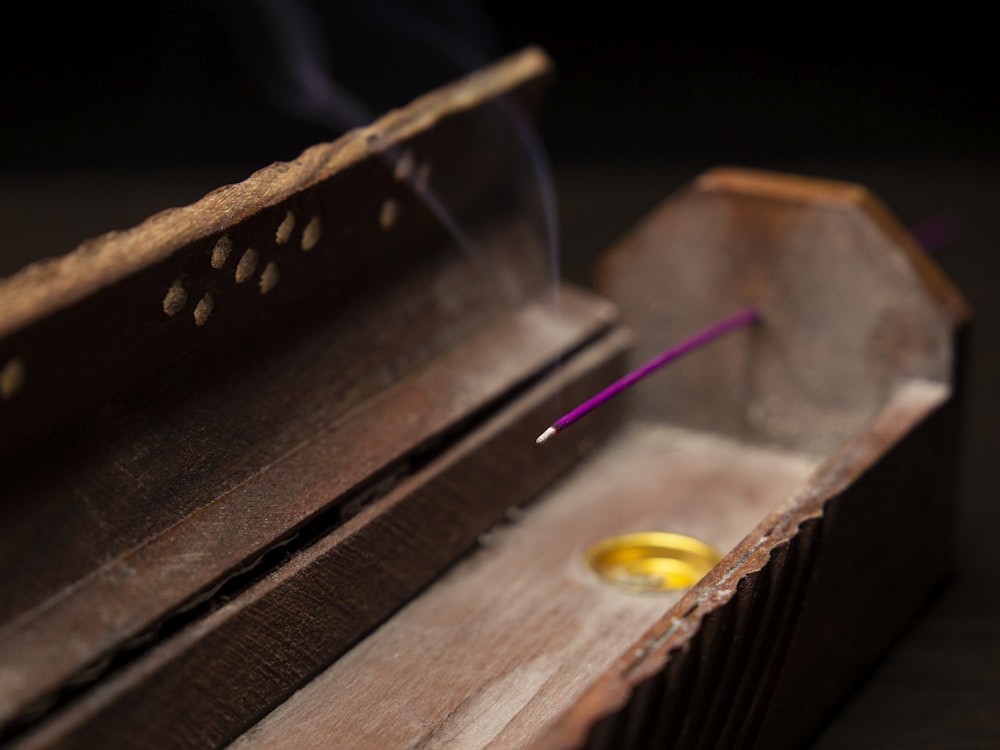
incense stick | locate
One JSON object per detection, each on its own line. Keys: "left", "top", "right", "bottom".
{"left": 536, "top": 306, "right": 760, "bottom": 444}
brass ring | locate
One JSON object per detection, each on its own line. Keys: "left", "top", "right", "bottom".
{"left": 586, "top": 532, "right": 722, "bottom": 593}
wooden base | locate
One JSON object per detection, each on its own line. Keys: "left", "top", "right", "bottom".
{"left": 227, "top": 423, "right": 817, "bottom": 749}
{"left": 227, "top": 164, "right": 968, "bottom": 749}
{"left": 0, "top": 48, "right": 969, "bottom": 750}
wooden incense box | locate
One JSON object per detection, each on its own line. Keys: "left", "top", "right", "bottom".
{"left": 0, "top": 48, "right": 968, "bottom": 750}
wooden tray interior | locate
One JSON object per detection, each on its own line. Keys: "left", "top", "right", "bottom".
{"left": 226, "top": 168, "right": 969, "bottom": 749}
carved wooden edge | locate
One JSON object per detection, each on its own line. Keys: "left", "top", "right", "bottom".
{"left": 0, "top": 46, "right": 553, "bottom": 338}
{"left": 7, "top": 327, "right": 631, "bottom": 750}
{"left": 755, "top": 386, "right": 962, "bottom": 748}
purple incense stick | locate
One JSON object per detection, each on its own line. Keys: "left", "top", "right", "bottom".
{"left": 536, "top": 306, "right": 760, "bottom": 444}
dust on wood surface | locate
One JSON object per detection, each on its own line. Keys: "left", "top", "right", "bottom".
{"left": 228, "top": 424, "right": 816, "bottom": 750}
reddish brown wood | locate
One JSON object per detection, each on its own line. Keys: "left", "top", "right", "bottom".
{"left": 543, "top": 170, "right": 969, "bottom": 749}
{"left": 221, "top": 169, "right": 967, "bottom": 750}
{"left": 0, "top": 286, "right": 615, "bottom": 734}
{"left": 545, "top": 380, "right": 956, "bottom": 750}
{"left": 0, "top": 48, "right": 970, "bottom": 750}
{"left": 8, "top": 321, "right": 629, "bottom": 750}
{"left": 1, "top": 47, "right": 619, "bottom": 748}
{"left": 0, "top": 46, "right": 553, "bottom": 459}
{"left": 226, "top": 424, "right": 818, "bottom": 750}
{"left": 595, "top": 168, "right": 967, "bottom": 455}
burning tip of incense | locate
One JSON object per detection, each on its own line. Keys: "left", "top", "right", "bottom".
{"left": 536, "top": 426, "right": 558, "bottom": 444}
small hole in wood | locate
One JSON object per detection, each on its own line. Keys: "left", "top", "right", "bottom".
{"left": 194, "top": 292, "right": 215, "bottom": 326}
{"left": 586, "top": 532, "right": 721, "bottom": 593}
{"left": 211, "top": 236, "right": 233, "bottom": 269}
{"left": 379, "top": 199, "right": 399, "bottom": 230}
{"left": 0, "top": 357, "right": 27, "bottom": 400}
{"left": 393, "top": 150, "right": 415, "bottom": 182}
{"left": 275, "top": 211, "right": 296, "bottom": 245}
{"left": 235, "top": 248, "right": 258, "bottom": 283}
{"left": 162, "top": 279, "right": 188, "bottom": 316}
{"left": 259, "top": 262, "right": 279, "bottom": 294}
{"left": 301, "top": 216, "right": 322, "bottom": 251}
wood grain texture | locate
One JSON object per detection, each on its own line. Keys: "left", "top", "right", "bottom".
{"left": 542, "top": 167, "right": 969, "bottom": 748}
{"left": 0, "top": 46, "right": 553, "bottom": 457}
{"left": 546, "top": 380, "right": 952, "bottom": 750}
{"left": 0, "top": 53, "right": 970, "bottom": 749}
{"left": 0, "top": 46, "right": 553, "bottom": 338}
{"left": 596, "top": 167, "right": 967, "bottom": 455}
{"left": 538, "top": 169, "right": 970, "bottom": 749}
{"left": 225, "top": 424, "right": 817, "bottom": 750}
{"left": 0, "top": 47, "right": 575, "bottom": 744}
{"left": 7, "top": 321, "right": 630, "bottom": 750}
{"left": 225, "top": 382, "right": 951, "bottom": 750}
{"left": 226, "top": 168, "right": 968, "bottom": 750}
{"left": 0, "top": 284, "right": 614, "bottom": 734}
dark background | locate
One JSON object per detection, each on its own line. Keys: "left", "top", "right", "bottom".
{"left": 2, "top": 4, "right": 997, "bottom": 747}
{"left": 2, "top": 5, "right": 997, "bottom": 168}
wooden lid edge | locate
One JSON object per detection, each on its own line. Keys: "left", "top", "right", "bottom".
{"left": 0, "top": 46, "right": 554, "bottom": 341}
